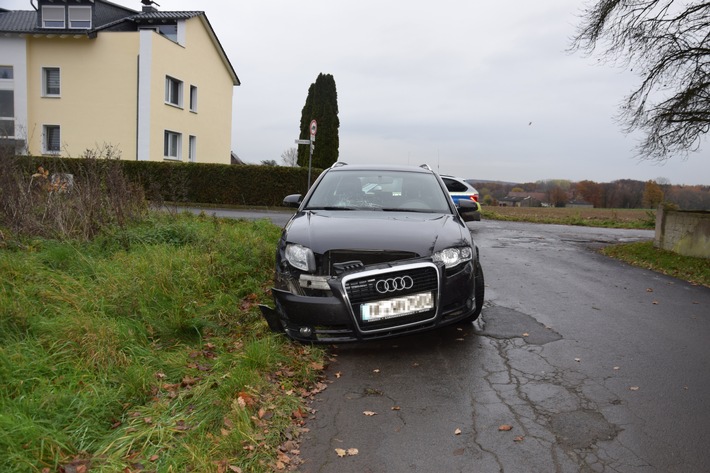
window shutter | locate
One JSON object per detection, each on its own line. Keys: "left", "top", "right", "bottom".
{"left": 45, "top": 69, "right": 60, "bottom": 95}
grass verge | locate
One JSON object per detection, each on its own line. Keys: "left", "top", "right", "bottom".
{"left": 601, "top": 241, "right": 710, "bottom": 288}
{"left": 0, "top": 212, "right": 326, "bottom": 472}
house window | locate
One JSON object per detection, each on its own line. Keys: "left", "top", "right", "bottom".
{"left": 165, "top": 76, "right": 182, "bottom": 107}
{"left": 0, "top": 91, "right": 14, "bottom": 138}
{"left": 188, "top": 135, "right": 196, "bottom": 162}
{"left": 0, "top": 66, "right": 13, "bottom": 138}
{"left": 42, "top": 6, "right": 66, "bottom": 29}
{"left": 43, "top": 125, "right": 61, "bottom": 153}
{"left": 189, "top": 85, "right": 198, "bottom": 112}
{"left": 68, "top": 6, "right": 92, "bottom": 29}
{"left": 164, "top": 130, "right": 181, "bottom": 159}
{"left": 42, "top": 67, "right": 60, "bottom": 96}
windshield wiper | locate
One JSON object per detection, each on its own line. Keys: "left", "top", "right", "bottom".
{"left": 382, "top": 207, "right": 433, "bottom": 213}
{"left": 307, "top": 206, "right": 357, "bottom": 211}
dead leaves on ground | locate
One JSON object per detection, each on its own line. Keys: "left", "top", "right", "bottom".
{"left": 335, "top": 448, "right": 359, "bottom": 457}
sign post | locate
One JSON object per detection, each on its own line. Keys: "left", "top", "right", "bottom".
{"left": 308, "top": 120, "right": 317, "bottom": 188}
{"left": 296, "top": 120, "right": 318, "bottom": 189}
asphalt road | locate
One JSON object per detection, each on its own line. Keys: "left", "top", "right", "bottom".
{"left": 292, "top": 220, "right": 710, "bottom": 473}
{"left": 188, "top": 208, "right": 710, "bottom": 472}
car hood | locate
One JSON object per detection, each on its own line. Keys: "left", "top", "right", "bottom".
{"left": 283, "top": 210, "right": 471, "bottom": 256}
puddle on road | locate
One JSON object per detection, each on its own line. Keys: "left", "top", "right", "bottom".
{"left": 474, "top": 305, "right": 562, "bottom": 345}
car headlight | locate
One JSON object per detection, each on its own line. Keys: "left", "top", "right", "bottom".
{"left": 432, "top": 246, "right": 472, "bottom": 268}
{"left": 285, "top": 244, "right": 316, "bottom": 272}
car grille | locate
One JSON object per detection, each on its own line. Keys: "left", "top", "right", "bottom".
{"left": 345, "top": 266, "right": 437, "bottom": 303}
{"left": 343, "top": 264, "right": 439, "bottom": 333}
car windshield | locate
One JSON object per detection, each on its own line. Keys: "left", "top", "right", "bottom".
{"left": 305, "top": 170, "right": 452, "bottom": 213}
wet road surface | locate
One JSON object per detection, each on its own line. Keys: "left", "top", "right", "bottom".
{"left": 294, "top": 220, "right": 710, "bottom": 473}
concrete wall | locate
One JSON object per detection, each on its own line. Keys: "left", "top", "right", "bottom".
{"left": 655, "top": 206, "right": 710, "bottom": 259}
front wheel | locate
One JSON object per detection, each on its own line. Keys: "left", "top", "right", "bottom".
{"left": 461, "top": 260, "right": 484, "bottom": 323}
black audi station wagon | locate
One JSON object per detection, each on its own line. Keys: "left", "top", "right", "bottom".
{"left": 259, "top": 163, "right": 484, "bottom": 343}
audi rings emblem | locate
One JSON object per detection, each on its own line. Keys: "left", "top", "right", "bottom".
{"left": 375, "top": 276, "right": 414, "bottom": 294}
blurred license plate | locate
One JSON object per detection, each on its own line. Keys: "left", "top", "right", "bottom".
{"left": 361, "top": 292, "right": 434, "bottom": 322}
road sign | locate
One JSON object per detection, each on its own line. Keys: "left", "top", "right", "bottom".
{"left": 310, "top": 120, "right": 317, "bottom": 137}
{"left": 295, "top": 139, "right": 311, "bottom": 145}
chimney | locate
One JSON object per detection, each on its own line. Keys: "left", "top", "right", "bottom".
{"left": 141, "top": 0, "right": 159, "bottom": 13}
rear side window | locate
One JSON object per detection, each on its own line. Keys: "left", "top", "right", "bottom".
{"left": 443, "top": 178, "right": 467, "bottom": 192}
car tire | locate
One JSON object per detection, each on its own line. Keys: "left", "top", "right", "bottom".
{"left": 461, "top": 260, "right": 484, "bottom": 323}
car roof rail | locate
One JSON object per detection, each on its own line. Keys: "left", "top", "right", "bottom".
{"left": 332, "top": 162, "right": 348, "bottom": 168}
{"left": 419, "top": 164, "right": 432, "bottom": 171}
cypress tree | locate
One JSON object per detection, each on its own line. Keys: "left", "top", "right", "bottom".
{"left": 298, "top": 73, "right": 339, "bottom": 169}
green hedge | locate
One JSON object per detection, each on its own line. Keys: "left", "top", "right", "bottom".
{"left": 9, "top": 156, "right": 323, "bottom": 207}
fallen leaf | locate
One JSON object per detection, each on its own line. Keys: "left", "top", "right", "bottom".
{"left": 574, "top": 358, "right": 581, "bottom": 362}
{"left": 514, "top": 436, "right": 525, "bottom": 442}
{"left": 373, "top": 369, "right": 380, "bottom": 373}
{"left": 347, "top": 448, "right": 359, "bottom": 456}
{"left": 149, "top": 455, "right": 159, "bottom": 462}
{"left": 613, "top": 366, "right": 620, "bottom": 370}
{"left": 652, "top": 301, "right": 659, "bottom": 305}
{"left": 237, "top": 391, "right": 256, "bottom": 407}
{"left": 522, "top": 333, "right": 529, "bottom": 337}
{"left": 363, "top": 411, "right": 377, "bottom": 416}
{"left": 335, "top": 372, "right": 342, "bottom": 378}
{"left": 498, "top": 424, "right": 513, "bottom": 431}
{"left": 629, "top": 386, "right": 640, "bottom": 391}
{"left": 454, "top": 428, "right": 462, "bottom": 435}
{"left": 646, "top": 288, "right": 654, "bottom": 292}
{"left": 391, "top": 406, "right": 401, "bottom": 411}
{"left": 335, "top": 448, "right": 353, "bottom": 457}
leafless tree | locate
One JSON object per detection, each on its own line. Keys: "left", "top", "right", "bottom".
{"left": 570, "top": 0, "right": 710, "bottom": 162}
{"left": 281, "top": 147, "right": 298, "bottom": 167}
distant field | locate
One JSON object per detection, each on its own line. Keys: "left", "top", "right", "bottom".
{"left": 482, "top": 206, "right": 656, "bottom": 228}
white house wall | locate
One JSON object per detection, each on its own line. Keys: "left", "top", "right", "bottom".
{"left": 0, "top": 37, "right": 29, "bottom": 145}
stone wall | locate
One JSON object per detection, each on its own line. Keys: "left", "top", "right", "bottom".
{"left": 655, "top": 206, "right": 710, "bottom": 258}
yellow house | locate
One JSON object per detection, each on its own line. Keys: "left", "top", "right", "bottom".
{"left": 0, "top": 0, "right": 240, "bottom": 164}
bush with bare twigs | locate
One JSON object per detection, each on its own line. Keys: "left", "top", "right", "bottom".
{"left": 0, "top": 145, "right": 147, "bottom": 240}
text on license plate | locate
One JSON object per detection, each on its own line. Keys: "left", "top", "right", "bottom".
{"left": 361, "top": 292, "right": 434, "bottom": 322}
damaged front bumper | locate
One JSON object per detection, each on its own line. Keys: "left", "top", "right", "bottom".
{"left": 259, "top": 260, "right": 477, "bottom": 343}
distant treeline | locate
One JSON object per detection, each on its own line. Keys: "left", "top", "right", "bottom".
{"left": 469, "top": 178, "right": 710, "bottom": 210}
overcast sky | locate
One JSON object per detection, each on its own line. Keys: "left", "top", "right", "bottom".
{"left": 6, "top": 0, "right": 710, "bottom": 185}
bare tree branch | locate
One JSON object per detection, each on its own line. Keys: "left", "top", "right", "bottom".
{"left": 570, "top": 0, "right": 710, "bottom": 161}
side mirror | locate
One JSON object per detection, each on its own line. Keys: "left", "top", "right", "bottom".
{"left": 457, "top": 199, "right": 480, "bottom": 222}
{"left": 282, "top": 194, "right": 302, "bottom": 208}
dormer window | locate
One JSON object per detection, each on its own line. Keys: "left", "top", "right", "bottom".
{"left": 41, "top": 6, "right": 66, "bottom": 28}
{"left": 68, "top": 6, "right": 92, "bottom": 29}
{"left": 41, "top": 5, "right": 92, "bottom": 30}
